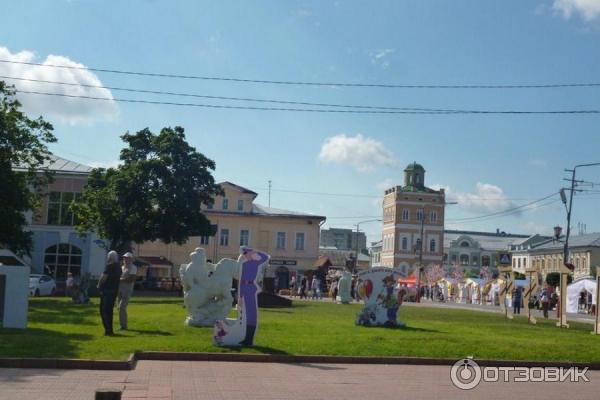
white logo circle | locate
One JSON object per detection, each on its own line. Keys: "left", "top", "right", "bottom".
{"left": 450, "top": 358, "right": 482, "bottom": 390}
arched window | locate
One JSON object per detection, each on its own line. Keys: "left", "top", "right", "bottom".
{"left": 460, "top": 241, "right": 470, "bottom": 247}
{"left": 429, "top": 238, "right": 436, "bottom": 253}
{"left": 402, "top": 237, "right": 408, "bottom": 251}
{"left": 460, "top": 254, "right": 469, "bottom": 265}
{"left": 44, "top": 243, "right": 82, "bottom": 281}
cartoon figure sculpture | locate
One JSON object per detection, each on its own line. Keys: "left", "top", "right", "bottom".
{"left": 336, "top": 271, "right": 352, "bottom": 303}
{"left": 213, "top": 247, "right": 270, "bottom": 346}
{"left": 355, "top": 267, "right": 405, "bottom": 327}
{"left": 180, "top": 248, "right": 240, "bottom": 327}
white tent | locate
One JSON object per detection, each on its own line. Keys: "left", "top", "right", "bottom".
{"left": 567, "top": 279, "right": 597, "bottom": 313}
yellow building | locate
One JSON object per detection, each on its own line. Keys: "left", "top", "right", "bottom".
{"left": 512, "top": 233, "right": 600, "bottom": 281}
{"left": 136, "top": 182, "right": 326, "bottom": 290}
{"left": 381, "top": 162, "right": 446, "bottom": 275}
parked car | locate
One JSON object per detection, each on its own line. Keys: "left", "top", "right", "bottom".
{"left": 29, "top": 274, "right": 56, "bottom": 296}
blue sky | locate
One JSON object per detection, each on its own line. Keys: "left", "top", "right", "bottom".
{"left": 2, "top": 0, "right": 600, "bottom": 243}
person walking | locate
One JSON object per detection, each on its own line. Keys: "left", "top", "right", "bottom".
{"left": 513, "top": 287, "right": 522, "bottom": 315}
{"left": 117, "top": 252, "right": 137, "bottom": 330}
{"left": 541, "top": 286, "right": 550, "bottom": 318}
{"left": 299, "top": 277, "right": 307, "bottom": 299}
{"left": 311, "top": 276, "right": 319, "bottom": 300}
{"left": 97, "top": 251, "right": 121, "bottom": 336}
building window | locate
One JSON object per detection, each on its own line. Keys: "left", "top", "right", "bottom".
{"left": 44, "top": 243, "right": 82, "bottom": 282}
{"left": 523, "top": 258, "right": 527, "bottom": 268}
{"left": 47, "top": 192, "right": 81, "bottom": 225}
{"left": 240, "top": 229, "right": 249, "bottom": 246}
{"left": 295, "top": 233, "right": 305, "bottom": 250}
{"left": 429, "top": 238, "right": 436, "bottom": 253}
{"left": 402, "top": 237, "right": 408, "bottom": 251}
{"left": 430, "top": 211, "right": 437, "bottom": 223}
{"left": 237, "top": 199, "right": 244, "bottom": 211}
{"left": 416, "top": 209, "right": 424, "bottom": 221}
{"left": 222, "top": 198, "right": 229, "bottom": 210}
{"left": 276, "top": 232, "right": 286, "bottom": 249}
{"left": 220, "top": 229, "right": 229, "bottom": 246}
{"left": 199, "top": 236, "right": 209, "bottom": 245}
{"left": 206, "top": 202, "right": 213, "bottom": 210}
{"left": 415, "top": 238, "right": 422, "bottom": 252}
{"left": 402, "top": 209, "right": 409, "bottom": 221}
{"left": 460, "top": 254, "right": 469, "bottom": 265}
{"left": 460, "top": 241, "right": 469, "bottom": 247}
{"left": 482, "top": 256, "right": 490, "bottom": 267}
{"left": 451, "top": 254, "right": 457, "bottom": 263}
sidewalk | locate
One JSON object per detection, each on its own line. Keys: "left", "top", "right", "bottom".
{"left": 1, "top": 360, "right": 598, "bottom": 400}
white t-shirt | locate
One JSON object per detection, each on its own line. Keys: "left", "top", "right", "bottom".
{"left": 120, "top": 264, "right": 138, "bottom": 290}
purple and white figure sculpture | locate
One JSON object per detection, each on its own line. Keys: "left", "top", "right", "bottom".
{"left": 213, "top": 247, "right": 270, "bottom": 346}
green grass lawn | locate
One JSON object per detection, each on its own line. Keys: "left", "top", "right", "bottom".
{"left": 0, "top": 297, "right": 598, "bottom": 362}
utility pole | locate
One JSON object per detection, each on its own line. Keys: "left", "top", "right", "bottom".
{"left": 268, "top": 180, "right": 272, "bottom": 207}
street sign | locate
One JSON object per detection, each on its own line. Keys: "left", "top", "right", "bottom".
{"left": 499, "top": 252, "right": 511, "bottom": 265}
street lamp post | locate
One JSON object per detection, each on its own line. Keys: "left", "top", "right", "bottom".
{"left": 354, "top": 219, "right": 382, "bottom": 273}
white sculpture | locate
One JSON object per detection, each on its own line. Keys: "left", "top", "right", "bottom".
{"left": 336, "top": 271, "right": 352, "bottom": 304}
{"left": 180, "top": 248, "right": 240, "bottom": 327}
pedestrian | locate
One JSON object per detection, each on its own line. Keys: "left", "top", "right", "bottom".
{"left": 329, "top": 279, "right": 337, "bottom": 300}
{"left": 97, "top": 251, "right": 121, "bottom": 336}
{"left": 311, "top": 275, "right": 318, "bottom": 300}
{"left": 541, "top": 287, "right": 549, "bottom": 318}
{"left": 513, "top": 287, "right": 522, "bottom": 315}
{"left": 300, "top": 277, "right": 307, "bottom": 299}
{"left": 118, "top": 252, "right": 137, "bottom": 330}
{"left": 290, "top": 275, "right": 296, "bottom": 297}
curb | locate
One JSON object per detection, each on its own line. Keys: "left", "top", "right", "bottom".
{"left": 0, "top": 351, "right": 599, "bottom": 371}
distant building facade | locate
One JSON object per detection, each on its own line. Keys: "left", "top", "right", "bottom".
{"left": 23, "top": 156, "right": 106, "bottom": 282}
{"left": 320, "top": 228, "right": 367, "bottom": 254}
{"left": 136, "top": 182, "right": 326, "bottom": 291}
{"left": 380, "top": 162, "right": 445, "bottom": 275}
{"left": 443, "top": 230, "right": 532, "bottom": 273}
{"left": 511, "top": 233, "right": 600, "bottom": 280}
{"left": 369, "top": 240, "right": 383, "bottom": 268}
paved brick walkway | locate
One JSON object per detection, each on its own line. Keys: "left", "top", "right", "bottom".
{"left": 1, "top": 361, "right": 598, "bottom": 400}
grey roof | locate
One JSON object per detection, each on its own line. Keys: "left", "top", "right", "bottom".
{"left": 218, "top": 181, "right": 258, "bottom": 196}
{"left": 252, "top": 204, "right": 325, "bottom": 219}
{"left": 38, "top": 155, "right": 93, "bottom": 174}
{"left": 529, "top": 232, "right": 600, "bottom": 252}
{"left": 318, "top": 247, "right": 369, "bottom": 267}
{"left": 444, "top": 230, "right": 530, "bottom": 252}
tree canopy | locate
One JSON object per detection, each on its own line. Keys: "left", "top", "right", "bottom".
{"left": 72, "top": 126, "right": 222, "bottom": 253}
{"left": 0, "top": 82, "right": 56, "bottom": 255}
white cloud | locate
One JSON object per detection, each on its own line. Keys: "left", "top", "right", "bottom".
{"left": 0, "top": 46, "right": 118, "bottom": 125}
{"left": 437, "top": 182, "right": 519, "bottom": 215}
{"left": 318, "top": 134, "right": 397, "bottom": 172}
{"left": 376, "top": 178, "right": 394, "bottom": 191}
{"left": 553, "top": 0, "right": 600, "bottom": 20}
{"left": 370, "top": 48, "right": 395, "bottom": 69}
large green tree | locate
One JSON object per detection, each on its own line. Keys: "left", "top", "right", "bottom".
{"left": 72, "top": 126, "right": 222, "bottom": 253}
{"left": 0, "top": 82, "right": 56, "bottom": 255}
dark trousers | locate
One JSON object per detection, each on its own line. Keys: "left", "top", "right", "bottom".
{"left": 542, "top": 301, "right": 549, "bottom": 318}
{"left": 100, "top": 290, "right": 117, "bottom": 334}
{"left": 513, "top": 301, "right": 521, "bottom": 314}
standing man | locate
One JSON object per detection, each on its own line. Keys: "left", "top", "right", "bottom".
{"left": 97, "top": 251, "right": 121, "bottom": 336}
{"left": 118, "top": 252, "right": 137, "bottom": 330}
{"left": 513, "top": 286, "right": 523, "bottom": 315}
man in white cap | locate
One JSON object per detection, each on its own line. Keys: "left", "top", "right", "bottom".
{"left": 118, "top": 252, "right": 137, "bottom": 330}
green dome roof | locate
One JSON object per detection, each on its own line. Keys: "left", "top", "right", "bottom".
{"left": 404, "top": 161, "right": 425, "bottom": 172}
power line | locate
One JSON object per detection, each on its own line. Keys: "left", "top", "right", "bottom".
{"left": 11, "top": 89, "right": 600, "bottom": 115}
{"left": 2, "top": 59, "right": 600, "bottom": 89}
{"left": 445, "top": 192, "right": 559, "bottom": 222}
{"left": 0, "top": 75, "right": 457, "bottom": 113}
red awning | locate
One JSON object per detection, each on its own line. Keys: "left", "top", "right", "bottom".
{"left": 398, "top": 275, "right": 417, "bottom": 285}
